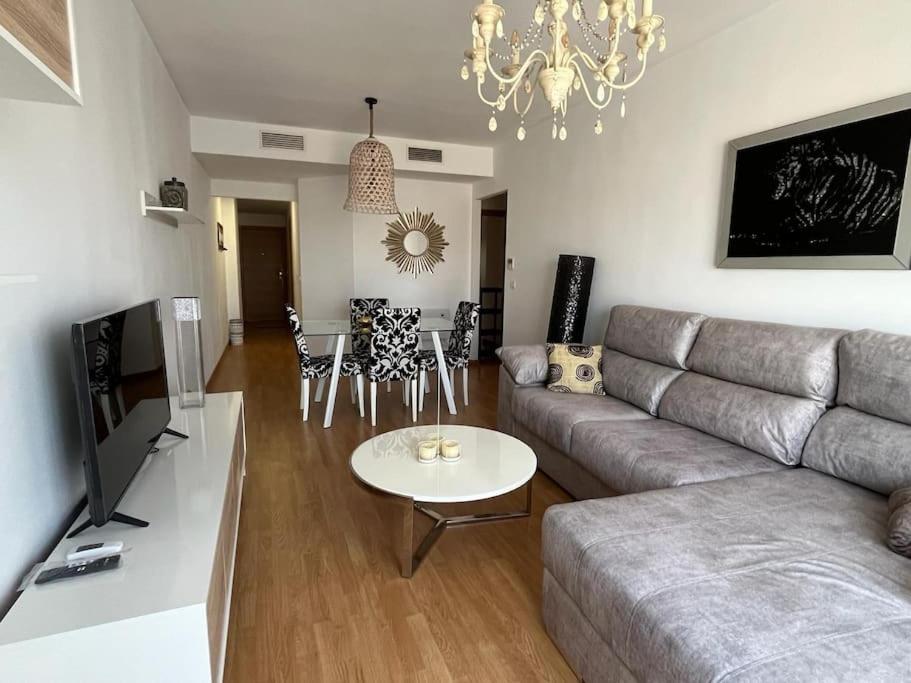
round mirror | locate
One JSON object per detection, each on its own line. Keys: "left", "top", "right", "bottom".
{"left": 402, "top": 230, "right": 430, "bottom": 256}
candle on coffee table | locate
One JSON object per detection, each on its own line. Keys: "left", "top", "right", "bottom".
{"left": 441, "top": 440, "right": 461, "bottom": 461}
{"left": 418, "top": 440, "right": 438, "bottom": 463}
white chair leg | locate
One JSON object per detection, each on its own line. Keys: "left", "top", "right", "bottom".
{"left": 411, "top": 380, "right": 418, "bottom": 423}
{"left": 404, "top": 380, "right": 410, "bottom": 407}
{"left": 349, "top": 377, "right": 356, "bottom": 403}
{"left": 462, "top": 367, "right": 469, "bottom": 406}
{"left": 314, "top": 378, "right": 325, "bottom": 402}
{"left": 302, "top": 378, "right": 310, "bottom": 422}
{"left": 449, "top": 368, "right": 455, "bottom": 395}
{"left": 418, "top": 371, "right": 425, "bottom": 412}
{"left": 424, "top": 375, "right": 431, "bottom": 393}
{"left": 387, "top": 380, "right": 391, "bottom": 393}
{"left": 357, "top": 374, "right": 365, "bottom": 418}
{"left": 370, "top": 382, "right": 378, "bottom": 426}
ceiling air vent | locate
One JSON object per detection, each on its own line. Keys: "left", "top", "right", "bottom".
{"left": 408, "top": 146, "right": 443, "bottom": 163}
{"left": 260, "top": 131, "right": 305, "bottom": 151}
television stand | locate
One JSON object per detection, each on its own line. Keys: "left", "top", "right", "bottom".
{"left": 66, "top": 511, "right": 150, "bottom": 539}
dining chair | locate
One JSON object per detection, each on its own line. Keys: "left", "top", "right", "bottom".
{"left": 367, "top": 307, "right": 421, "bottom": 426}
{"left": 350, "top": 297, "right": 392, "bottom": 396}
{"left": 285, "top": 304, "right": 365, "bottom": 422}
{"left": 418, "top": 301, "right": 480, "bottom": 410}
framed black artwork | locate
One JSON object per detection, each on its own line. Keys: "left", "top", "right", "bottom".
{"left": 717, "top": 94, "right": 911, "bottom": 269}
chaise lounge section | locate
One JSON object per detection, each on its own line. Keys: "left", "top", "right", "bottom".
{"left": 498, "top": 306, "right": 911, "bottom": 681}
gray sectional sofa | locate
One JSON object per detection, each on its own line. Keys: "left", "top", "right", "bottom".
{"left": 497, "top": 305, "right": 911, "bottom": 682}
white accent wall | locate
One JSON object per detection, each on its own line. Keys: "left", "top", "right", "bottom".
{"left": 482, "top": 0, "right": 911, "bottom": 345}
{"left": 297, "top": 176, "right": 473, "bottom": 319}
{"left": 0, "top": 2, "right": 226, "bottom": 608}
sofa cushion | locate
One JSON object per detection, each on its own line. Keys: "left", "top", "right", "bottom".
{"left": 802, "top": 406, "right": 911, "bottom": 494}
{"left": 495, "top": 344, "right": 548, "bottom": 385}
{"left": 512, "top": 387, "right": 651, "bottom": 452}
{"left": 837, "top": 329, "right": 911, "bottom": 425}
{"left": 569, "top": 419, "right": 785, "bottom": 493}
{"left": 604, "top": 305, "right": 706, "bottom": 370}
{"left": 601, "top": 349, "right": 682, "bottom": 416}
{"left": 546, "top": 343, "right": 605, "bottom": 395}
{"left": 687, "top": 318, "right": 844, "bottom": 403}
{"left": 658, "top": 372, "right": 825, "bottom": 465}
{"left": 542, "top": 468, "right": 911, "bottom": 682}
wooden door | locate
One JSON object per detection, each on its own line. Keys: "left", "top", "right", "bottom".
{"left": 240, "top": 226, "right": 289, "bottom": 326}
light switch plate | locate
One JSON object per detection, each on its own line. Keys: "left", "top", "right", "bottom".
{"left": 507, "top": 257, "right": 516, "bottom": 271}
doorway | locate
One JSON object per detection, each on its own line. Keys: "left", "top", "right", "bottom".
{"left": 478, "top": 192, "right": 507, "bottom": 359}
{"left": 238, "top": 199, "right": 293, "bottom": 327}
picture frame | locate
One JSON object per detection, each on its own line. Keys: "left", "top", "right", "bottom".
{"left": 717, "top": 93, "right": 911, "bottom": 270}
{"left": 217, "top": 222, "right": 227, "bottom": 252}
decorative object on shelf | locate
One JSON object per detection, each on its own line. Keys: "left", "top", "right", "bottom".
{"left": 217, "top": 222, "right": 227, "bottom": 251}
{"left": 441, "top": 440, "right": 462, "bottom": 462}
{"left": 547, "top": 254, "right": 595, "bottom": 343}
{"left": 718, "top": 94, "right": 911, "bottom": 270}
{"left": 173, "top": 297, "right": 205, "bottom": 408}
{"left": 382, "top": 209, "right": 449, "bottom": 278}
{"left": 229, "top": 319, "right": 244, "bottom": 346}
{"left": 418, "top": 440, "right": 440, "bottom": 463}
{"left": 140, "top": 191, "right": 203, "bottom": 227}
{"left": 159, "top": 177, "right": 188, "bottom": 210}
{"left": 462, "top": 0, "right": 666, "bottom": 141}
{"left": 344, "top": 97, "right": 399, "bottom": 214}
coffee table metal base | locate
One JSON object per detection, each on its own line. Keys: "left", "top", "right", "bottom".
{"left": 401, "top": 480, "right": 533, "bottom": 578}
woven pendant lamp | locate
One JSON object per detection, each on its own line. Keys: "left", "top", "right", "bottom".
{"left": 344, "top": 97, "right": 399, "bottom": 214}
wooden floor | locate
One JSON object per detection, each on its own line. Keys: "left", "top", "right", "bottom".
{"left": 209, "top": 329, "right": 576, "bottom": 682}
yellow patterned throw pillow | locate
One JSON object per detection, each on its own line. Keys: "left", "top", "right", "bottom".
{"left": 546, "top": 343, "right": 605, "bottom": 395}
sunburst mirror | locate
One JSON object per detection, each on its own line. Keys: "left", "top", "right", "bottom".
{"left": 382, "top": 208, "right": 449, "bottom": 278}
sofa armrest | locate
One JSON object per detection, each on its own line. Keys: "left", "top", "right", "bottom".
{"left": 496, "top": 345, "right": 549, "bottom": 385}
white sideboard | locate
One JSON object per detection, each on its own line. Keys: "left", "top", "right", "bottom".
{"left": 0, "top": 392, "right": 246, "bottom": 683}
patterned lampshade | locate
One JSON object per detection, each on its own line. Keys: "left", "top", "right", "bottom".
{"left": 344, "top": 98, "right": 399, "bottom": 215}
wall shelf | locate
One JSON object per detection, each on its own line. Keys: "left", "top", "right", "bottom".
{"left": 140, "top": 191, "right": 203, "bottom": 227}
{"left": 0, "top": 3, "right": 81, "bottom": 106}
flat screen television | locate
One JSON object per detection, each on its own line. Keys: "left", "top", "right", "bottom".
{"left": 69, "top": 299, "right": 174, "bottom": 537}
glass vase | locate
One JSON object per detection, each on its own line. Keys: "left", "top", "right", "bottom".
{"left": 173, "top": 297, "right": 205, "bottom": 408}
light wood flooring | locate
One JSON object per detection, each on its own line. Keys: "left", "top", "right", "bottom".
{"left": 209, "top": 329, "right": 576, "bottom": 682}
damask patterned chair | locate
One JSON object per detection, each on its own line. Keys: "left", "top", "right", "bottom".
{"left": 367, "top": 307, "right": 421, "bottom": 426}
{"left": 350, "top": 297, "right": 391, "bottom": 396}
{"left": 285, "top": 304, "right": 364, "bottom": 422}
{"left": 418, "top": 301, "right": 480, "bottom": 410}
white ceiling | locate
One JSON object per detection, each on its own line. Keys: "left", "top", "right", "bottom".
{"left": 134, "top": 0, "right": 776, "bottom": 146}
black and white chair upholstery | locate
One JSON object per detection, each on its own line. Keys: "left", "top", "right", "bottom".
{"left": 367, "top": 307, "right": 421, "bottom": 426}
{"left": 350, "top": 297, "right": 392, "bottom": 397}
{"left": 349, "top": 297, "right": 389, "bottom": 359}
{"left": 285, "top": 304, "right": 364, "bottom": 422}
{"left": 418, "top": 301, "right": 480, "bottom": 409}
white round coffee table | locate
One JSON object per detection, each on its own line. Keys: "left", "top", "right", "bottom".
{"left": 350, "top": 425, "right": 537, "bottom": 577}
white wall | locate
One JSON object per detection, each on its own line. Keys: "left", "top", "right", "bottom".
{"left": 486, "top": 0, "right": 911, "bottom": 346}
{"left": 216, "top": 198, "right": 242, "bottom": 320}
{"left": 297, "top": 176, "right": 473, "bottom": 319}
{"left": 0, "top": 1, "right": 227, "bottom": 608}
{"left": 193, "top": 116, "right": 494, "bottom": 179}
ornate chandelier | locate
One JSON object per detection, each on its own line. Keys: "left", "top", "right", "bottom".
{"left": 461, "top": 0, "right": 666, "bottom": 141}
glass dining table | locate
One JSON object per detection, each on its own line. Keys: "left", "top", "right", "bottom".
{"left": 298, "top": 318, "right": 458, "bottom": 428}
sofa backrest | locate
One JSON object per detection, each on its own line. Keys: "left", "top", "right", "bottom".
{"left": 658, "top": 318, "right": 845, "bottom": 465}
{"left": 601, "top": 305, "right": 706, "bottom": 415}
{"left": 803, "top": 330, "right": 911, "bottom": 494}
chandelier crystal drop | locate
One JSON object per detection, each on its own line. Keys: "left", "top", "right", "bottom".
{"left": 461, "top": 0, "right": 666, "bottom": 141}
